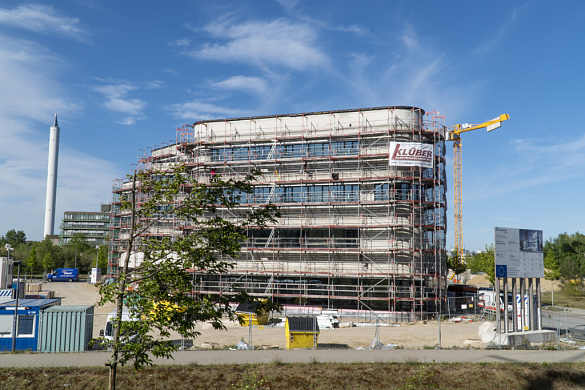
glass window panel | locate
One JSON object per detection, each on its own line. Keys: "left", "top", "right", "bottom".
{"left": 17, "top": 315, "right": 34, "bottom": 336}
{"left": 0, "top": 315, "right": 12, "bottom": 337}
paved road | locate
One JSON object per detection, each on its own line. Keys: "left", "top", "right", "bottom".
{"left": 543, "top": 307, "right": 585, "bottom": 339}
{"left": 2, "top": 349, "right": 585, "bottom": 368}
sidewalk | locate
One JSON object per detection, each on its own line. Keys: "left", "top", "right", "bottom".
{"left": 2, "top": 349, "right": 585, "bottom": 368}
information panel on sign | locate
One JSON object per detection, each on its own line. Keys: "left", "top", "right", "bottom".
{"left": 494, "top": 227, "right": 544, "bottom": 278}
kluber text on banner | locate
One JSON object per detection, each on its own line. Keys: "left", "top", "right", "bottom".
{"left": 389, "top": 142, "right": 434, "bottom": 168}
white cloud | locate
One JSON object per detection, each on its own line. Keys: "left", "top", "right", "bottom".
{"left": 58, "top": 149, "right": 118, "bottom": 211}
{"left": 512, "top": 135, "right": 585, "bottom": 169}
{"left": 93, "top": 82, "right": 146, "bottom": 125}
{"left": 331, "top": 23, "right": 471, "bottom": 115}
{"left": 145, "top": 80, "right": 164, "bottom": 90}
{"left": 166, "top": 101, "right": 247, "bottom": 121}
{"left": 169, "top": 38, "right": 191, "bottom": 47}
{"left": 0, "top": 33, "right": 114, "bottom": 240}
{"left": 400, "top": 24, "right": 420, "bottom": 51}
{"left": 0, "top": 37, "right": 70, "bottom": 119}
{"left": 276, "top": 0, "right": 367, "bottom": 36}
{"left": 466, "top": 134, "right": 585, "bottom": 201}
{"left": 0, "top": 4, "right": 87, "bottom": 41}
{"left": 188, "top": 18, "right": 329, "bottom": 71}
{"left": 471, "top": 6, "right": 523, "bottom": 57}
{"left": 210, "top": 75, "right": 269, "bottom": 95}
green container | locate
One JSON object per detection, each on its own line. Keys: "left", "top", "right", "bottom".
{"left": 39, "top": 305, "right": 94, "bottom": 352}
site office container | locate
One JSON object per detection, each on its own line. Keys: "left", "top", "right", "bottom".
{"left": 0, "top": 298, "right": 61, "bottom": 351}
{"left": 39, "top": 305, "right": 94, "bottom": 352}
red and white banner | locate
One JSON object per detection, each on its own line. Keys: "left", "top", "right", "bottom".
{"left": 389, "top": 142, "right": 434, "bottom": 168}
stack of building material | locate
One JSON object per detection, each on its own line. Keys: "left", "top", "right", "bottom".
{"left": 25, "top": 282, "right": 42, "bottom": 299}
{"left": 26, "top": 283, "right": 43, "bottom": 294}
{"left": 25, "top": 283, "right": 54, "bottom": 299}
{"left": 39, "top": 290, "right": 55, "bottom": 299}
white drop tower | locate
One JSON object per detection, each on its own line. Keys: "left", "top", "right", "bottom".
{"left": 43, "top": 114, "right": 60, "bottom": 237}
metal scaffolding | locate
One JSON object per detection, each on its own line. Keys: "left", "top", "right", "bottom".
{"left": 108, "top": 106, "right": 448, "bottom": 321}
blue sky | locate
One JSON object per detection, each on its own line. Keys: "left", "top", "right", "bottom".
{"left": 0, "top": 1, "right": 584, "bottom": 251}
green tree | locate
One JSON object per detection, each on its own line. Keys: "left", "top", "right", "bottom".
{"left": 26, "top": 247, "right": 38, "bottom": 275}
{"left": 544, "top": 232, "right": 585, "bottom": 280}
{"left": 97, "top": 245, "right": 108, "bottom": 272}
{"left": 37, "top": 237, "right": 55, "bottom": 264}
{"left": 100, "top": 165, "right": 279, "bottom": 390}
{"left": 446, "top": 251, "right": 467, "bottom": 277}
{"left": 2, "top": 229, "right": 26, "bottom": 248}
{"left": 42, "top": 253, "right": 54, "bottom": 273}
{"left": 466, "top": 245, "right": 495, "bottom": 285}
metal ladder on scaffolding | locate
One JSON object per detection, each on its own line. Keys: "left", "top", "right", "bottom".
{"left": 264, "top": 227, "right": 275, "bottom": 248}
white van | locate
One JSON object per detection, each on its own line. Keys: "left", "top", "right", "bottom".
{"left": 100, "top": 308, "right": 139, "bottom": 342}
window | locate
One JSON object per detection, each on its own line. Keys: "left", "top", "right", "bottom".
{"left": 105, "top": 320, "right": 113, "bottom": 337}
{"left": 396, "top": 183, "right": 410, "bottom": 200}
{"left": 332, "top": 184, "right": 359, "bottom": 202}
{"left": 231, "top": 189, "right": 248, "bottom": 204}
{"left": 211, "top": 148, "right": 232, "bottom": 162}
{"left": 0, "top": 315, "right": 12, "bottom": 337}
{"left": 232, "top": 147, "right": 249, "bottom": 161}
{"left": 281, "top": 186, "right": 303, "bottom": 203}
{"left": 374, "top": 184, "right": 389, "bottom": 201}
{"left": 277, "top": 144, "right": 305, "bottom": 159}
{"left": 331, "top": 141, "right": 358, "bottom": 156}
{"left": 252, "top": 146, "right": 271, "bottom": 160}
{"left": 253, "top": 187, "right": 271, "bottom": 203}
{"left": 17, "top": 315, "right": 35, "bottom": 336}
{"left": 308, "top": 143, "right": 328, "bottom": 157}
{"left": 307, "top": 186, "right": 327, "bottom": 202}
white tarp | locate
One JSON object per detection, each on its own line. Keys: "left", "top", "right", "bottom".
{"left": 389, "top": 142, "right": 434, "bottom": 168}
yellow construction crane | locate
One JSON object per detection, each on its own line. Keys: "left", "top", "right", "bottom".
{"left": 446, "top": 114, "right": 510, "bottom": 259}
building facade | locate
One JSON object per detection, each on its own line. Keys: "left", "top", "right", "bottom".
{"left": 59, "top": 204, "right": 111, "bottom": 245}
{"left": 109, "top": 106, "right": 448, "bottom": 320}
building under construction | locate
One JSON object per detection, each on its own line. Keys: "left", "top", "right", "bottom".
{"left": 109, "top": 106, "right": 448, "bottom": 320}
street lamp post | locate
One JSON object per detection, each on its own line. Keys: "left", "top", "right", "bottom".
{"left": 74, "top": 243, "right": 78, "bottom": 269}
{"left": 95, "top": 245, "right": 100, "bottom": 269}
{"left": 11, "top": 260, "right": 21, "bottom": 352}
{"left": 4, "top": 244, "right": 12, "bottom": 288}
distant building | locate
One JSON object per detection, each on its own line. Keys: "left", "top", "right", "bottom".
{"left": 59, "top": 204, "right": 111, "bottom": 245}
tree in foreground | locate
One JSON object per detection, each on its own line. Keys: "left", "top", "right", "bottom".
{"left": 99, "top": 164, "right": 279, "bottom": 390}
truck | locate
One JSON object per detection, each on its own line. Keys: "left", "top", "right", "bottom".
{"left": 46, "top": 268, "right": 79, "bottom": 282}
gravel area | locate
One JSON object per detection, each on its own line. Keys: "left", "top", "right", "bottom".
{"left": 41, "top": 281, "right": 484, "bottom": 349}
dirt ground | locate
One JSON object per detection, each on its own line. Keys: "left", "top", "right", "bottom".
{"left": 40, "top": 281, "right": 486, "bottom": 349}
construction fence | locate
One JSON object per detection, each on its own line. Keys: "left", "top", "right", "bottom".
{"left": 1, "top": 297, "right": 583, "bottom": 353}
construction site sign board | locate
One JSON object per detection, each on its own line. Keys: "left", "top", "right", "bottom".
{"left": 389, "top": 142, "right": 434, "bottom": 168}
{"left": 494, "top": 227, "right": 544, "bottom": 278}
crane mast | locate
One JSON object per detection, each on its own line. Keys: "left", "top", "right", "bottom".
{"left": 447, "top": 114, "right": 510, "bottom": 259}
{"left": 452, "top": 136, "right": 463, "bottom": 258}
